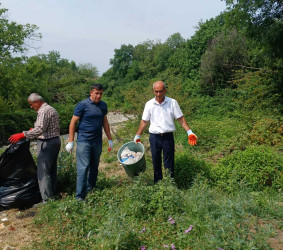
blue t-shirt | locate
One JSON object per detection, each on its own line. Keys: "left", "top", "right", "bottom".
{"left": 74, "top": 97, "right": 107, "bottom": 143}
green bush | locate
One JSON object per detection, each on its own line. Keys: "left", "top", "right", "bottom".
{"left": 174, "top": 151, "right": 211, "bottom": 189}
{"left": 57, "top": 148, "right": 77, "bottom": 195}
{"left": 212, "top": 145, "right": 283, "bottom": 191}
{"left": 53, "top": 103, "right": 76, "bottom": 135}
{"left": 199, "top": 29, "right": 248, "bottom": 95}
{"left": 119, "top": 176, "right": 185, "bottom": 220}
{"left": 249, "top": 117, "right": 283, "bottom": 146}
{"left": 0, "top": 110, "right": 36, "bottom": 145}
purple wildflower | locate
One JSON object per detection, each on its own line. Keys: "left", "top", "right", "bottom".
{"left": 184, "top": 225, "right": 193, "bottom": 233}
{"left": 140, "top": 246, "right": 146, "bottom": 250}
{"left": 171, "top": 243, "right": 175, "bottom": 250}
{"left": 139, "top": 227, "right": 146, "bottom": 233}
{"left": 168, "top": 217, "right": 176, "bottom": 225}
{"left": 164, "top": 245, "right": 169, "bottom": 248}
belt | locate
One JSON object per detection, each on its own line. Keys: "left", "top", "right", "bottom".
{"left": 38, "top": 136, "right": 60, "bottom": 141}
{"left": 152, "top": 132, "right": 173, "bottom": 136}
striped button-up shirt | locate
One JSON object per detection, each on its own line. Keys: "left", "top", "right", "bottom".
{"left": 23, "top": 103, "right": 60, "bottom": 140}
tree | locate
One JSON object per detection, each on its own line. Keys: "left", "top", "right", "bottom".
{"left": 225, "top": 0, "right": 283, "bottom": 27}
{"left": 168, "top": 14, "right": 226, "bottom": 79}
{"left": 109, "top": 44, "right": 134, "bottom": 79}
{"left": 224, "top": 0, "right": 283, "bottom": 97}
{"left": 78, "top": 63, "right": 99, "bottom": 79}
{"left": 165, "top": 33, "right": 185, "bottom": 49}
{"left": 0, "top": 5, "right": 41, "bottom": 61}
{"left": 225, "top": 0, "right": 283, "bottom": 57}
{"left": 199, "top": 29, "right": 248, "bottom": 95}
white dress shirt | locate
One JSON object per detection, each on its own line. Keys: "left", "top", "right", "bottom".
{"left": 142, "top": 96, "right": 183, "bottom": 134}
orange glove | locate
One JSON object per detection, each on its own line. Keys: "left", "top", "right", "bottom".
{"left": 187, "top": 130, "right": 198, "bottom": 146}
{"left": 9, "top": 133, "right": 25, "bottom": 144}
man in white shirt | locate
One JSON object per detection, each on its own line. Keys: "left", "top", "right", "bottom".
{"left": 134, "top": 81, "right": 198, "bottom": 183}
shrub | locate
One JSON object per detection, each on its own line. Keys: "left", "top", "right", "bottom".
{"left": 0, "top": 110, "right": 36, "bottom": 145}
{"left": 199, "top": 29, "right": 247, "bottom": 95}
{"left": 57, "top": 148, "right": 77, "bottom": 195}
{"left": 249, "top": 117, "right": 283, "bottom": 146}
{"left": 147, "top": 177, "right": 184, "bottom": 218}
{"left": 53, "top": 103, "right": 76, "bottom": 135}
{"left": 212, "top": 145, "right": 283, "bottom": 191}
{"left": 121, "top": 176, "right": 185, "bottom": 220}
{"left": 174, "top": 152, "right": 211, "bottom": 189}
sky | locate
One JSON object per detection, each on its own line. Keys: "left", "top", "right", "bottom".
{"left": 1, "top": 0, "right": 227, "bottom": 75}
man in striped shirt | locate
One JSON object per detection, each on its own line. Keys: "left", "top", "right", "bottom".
{"left": 9, "top": 93, "right": 61, "bottom": 203}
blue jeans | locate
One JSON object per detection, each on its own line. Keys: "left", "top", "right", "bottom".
{"left": 76, "top": 141, "right": 102, "bottom": 200}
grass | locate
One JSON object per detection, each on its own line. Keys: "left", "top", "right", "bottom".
{"left": 30, "top": 116, "right": 283, "bottom": 249}
{"left": 34, "top": 174, "right": 282, "bottom": 249}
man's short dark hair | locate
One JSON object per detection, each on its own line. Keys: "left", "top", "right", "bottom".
{"left": 91, "top": 84, "right": 103, "bottom": 91}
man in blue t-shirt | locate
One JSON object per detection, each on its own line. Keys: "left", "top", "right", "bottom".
{"left": 65, "top": 84, "right": 113, "bottom": 201}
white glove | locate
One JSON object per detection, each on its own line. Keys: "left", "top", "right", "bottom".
{"left": 186, "top": 129, "right": 194, "bottom": 136}
{"left": 134, "top": 134, "right": 141, "bottom": 143}
{"left": 108, "top": 140, "right": 113, "bottom": 151}
{"left": 187, "top": 129, "right": 198, "bottom": 146}
{"left": 65, "top": 142, "right": 74, "bottom": 153}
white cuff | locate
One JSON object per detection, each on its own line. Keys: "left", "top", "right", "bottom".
{"left": 187, "top": 129, "right": 193, "bottom": 136}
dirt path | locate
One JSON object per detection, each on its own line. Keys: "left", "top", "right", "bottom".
{"left": 0, "top": 209, "right": 41, "bottom": 249}
{"left": 0, "top": 111, "right": 135, "bottom": 250}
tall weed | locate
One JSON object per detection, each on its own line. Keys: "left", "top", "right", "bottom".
{"left": 57, "top": 148, "right": 77, "bottom": 195}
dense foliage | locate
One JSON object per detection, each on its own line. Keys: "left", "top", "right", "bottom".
{"left": 0, "top": 5, "right": 99, "bottom": 144}
{"left": 213, "top": 145, "right": 283, "bottom": 191}
{"left": 0, "top": 1, "right": 282, "bottom": 248}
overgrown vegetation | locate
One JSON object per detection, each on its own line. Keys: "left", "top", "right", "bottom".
{"left": 1, "top": 0, "right": 282, "bottom": 249}
{"left": 36, "top": 154, "right": 282, "bottom": 249}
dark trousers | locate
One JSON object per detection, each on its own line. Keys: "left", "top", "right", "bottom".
{"left": 149, "top": 133, "right": 175, "bottom": 183}
{"left": 37, "top": 137, "right": 61, "bottom": 201}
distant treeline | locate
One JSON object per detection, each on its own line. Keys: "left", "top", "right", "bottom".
{"left": 0, "top": 5, "right": 100, "bottom": 144}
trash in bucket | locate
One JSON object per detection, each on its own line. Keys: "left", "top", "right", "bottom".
{"left": 120, "top": 147, "right": 143, "bottom": 164}
{"left": 117, "top": 141, "right": 146, "bottom": 178}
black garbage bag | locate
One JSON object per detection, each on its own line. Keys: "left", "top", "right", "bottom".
{"left": 0, "top": 139, "right": 41, "bottom": 209}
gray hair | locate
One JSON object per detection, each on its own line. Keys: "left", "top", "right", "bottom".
{"left": 153, "top": 81, "right": 166, "bottom": 89}
{"left": 28, "top": 93, "right": 44, "bottom": 102}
